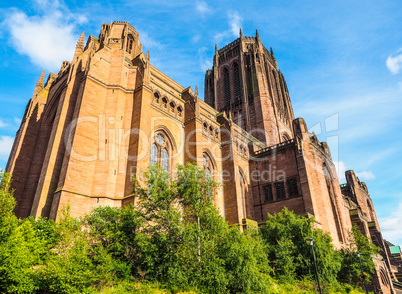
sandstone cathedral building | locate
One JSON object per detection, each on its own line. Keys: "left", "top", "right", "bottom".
{"left": 5, "top": 21, "right": 399, "bottom": 293}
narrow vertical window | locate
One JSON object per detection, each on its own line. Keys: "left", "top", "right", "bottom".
{"left": 275, "top": 182, "right": 286, "bottom": 199}
{"left": 224, "top": 68, "right": 231, "bottom": 106}
{"left": 240, "top": 180, "right": 246, "bottom": 218}
{"left": 150, "top": 143, "right": 158, "bottom": 165}
{"left": 205, "top": 167, "right": 211, "bottom": 178}
{"left": 162, "top": 148, "right": 169, "bottom": 172}
{"left": 150, "top": 132, "right": 171, "bottom": 173}
{"left": 264, "top": 184, "right": 273, "bottom": 202}
{"left": 233, "top": 62, "right": 241, "bottom": 101}
{"left": 287, "top": 178, "right": 298, "bottom": 196}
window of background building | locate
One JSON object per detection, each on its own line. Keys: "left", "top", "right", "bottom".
{"left": 275, "top": 182, "right": 286, "bottom": 199}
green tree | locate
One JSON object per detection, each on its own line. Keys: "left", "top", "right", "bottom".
{"left": 0, "top": 171, "right": 46, "bottom": 293}
{"left": 338, "top": 226, "right": 380, "bottom": 286}
{"left": 131, "top": 163, "right": 274, "bottom": 293}
{"left": 260, "top": 208, "right": 342, "bottom": 289}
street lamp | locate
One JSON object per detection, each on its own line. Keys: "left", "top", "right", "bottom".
{"left": 307, "top": 238, "right": 322, "bottom": 294}
{"left": 357, "top": 251, "right": 368, "bottom": 294}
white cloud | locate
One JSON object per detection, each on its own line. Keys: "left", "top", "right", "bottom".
{"left": 386, "top": 49, "right": 402, "bottom": 74}
{"left": 141, "top": 32, "right": 163, "bottom": 50}
{"left": 229, "top": 11, "right": 242, "bottom": 37}
{"left": 334, "top": 160, "right": 346, "bottom": 183}
{"left": 334, "top": 161, "right": 375, "bottom": 182}
{"left": 195, "top": 1, "right": 210, "bottom": 16}
{"left": 0, "top": 136, "right": 14, "bottom": 161}
{"left": 13, "top": 117, "right": 21, "bottom": 125}
{"left": 198, "top": 47, "right": 212, "bottom": 72}
{"left": 356, "top": 171, "right": 375, "bottom": 180}
{"left": 214, "top": 11, "right": 243, "bottom": 42}
{"left": 192, "top": 34, "right": 201, "bottom": 43}
{"left": 380, "top": 202, "right": 402, "bottom": 245}
{"left": 3, "top": 1, "right": 87, "bottom": 72}
{"left": 200, "top": 58, "right": 212, "bottom": 72}
{"left": 0, "top": 119, "right": 8, "bottom": 128}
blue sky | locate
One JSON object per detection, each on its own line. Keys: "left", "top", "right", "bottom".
{"left": 0, "top": 0, "right": 401, "bottom": 245}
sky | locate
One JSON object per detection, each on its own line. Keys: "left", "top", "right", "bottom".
{"left": 0, "top": 0, "right": 401, "bottom": 245}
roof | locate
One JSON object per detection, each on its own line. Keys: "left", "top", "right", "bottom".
{"left": 390, "top": 245, "right": 401, "bottom": 255}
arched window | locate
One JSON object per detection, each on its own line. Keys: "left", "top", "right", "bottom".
{"left": 233, "top": 62, "right": 241, "bottom": 101}
{"left": 203, "top": 153, "right": 214, "bottom": 177}
{"left": 150, "top": 132, "right": 171, "bottom": 172}
{"left": 169, "top": 101, "right": 175, "bottom": 112}
{"left": 161, "top": 148, "right": 169, "bottom": 171}
{"left": 282, "top": 133, "right": 291, "bottom": 142}
{"left": 223, "top": 68, "right": 231, "bottom": 106}
{"left": 203, "top": 152, "right": 215, "bottom": 199}
{"left": 154, "top": 92, "right": 160, "bottom": 103}
{"left": 162, "top": 97, "right": 167, "bottom": 108}
{"left": 126, "top": 35, "right": 134, "bottom": 54}
{"left": 239, "top": 169, "right": 247, "bottom": 219}
{"left": 150, "top": 143, "right": 158, "bottom": 165}
{"left": 177, "top": 106, "right": 183, "bottom": 117}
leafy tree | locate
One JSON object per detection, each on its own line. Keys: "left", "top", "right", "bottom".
{"left": 84, "top": 204, "right": 144, "bottom": 278}
{"left": 131, "top": 163, "right": 274, "bottom": 293}
{"left": 0, "top": 171, "right": 46, "bottom": 293}
{"left": 37, "top": 206, "right": 131, "bottom": 293}
{"left": 259, "top": 208, "right": 342, "bottom": 289}
{"left": 338, "top": 226, "right": 380, "bottom": 286}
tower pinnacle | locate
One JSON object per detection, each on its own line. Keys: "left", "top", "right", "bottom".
{"left": 76, "top": 31, "right": 85, "bottom": 49}
{"left": 240, "top": 28, "right": 243, "bottom": 38}
{"left": 36, "top": 71, "right": 45, "bottom": 88}
{"left": 73, "top": 32, "right": 85, "bottom": 62}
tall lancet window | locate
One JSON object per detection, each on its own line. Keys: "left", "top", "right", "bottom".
{"left": 202, "top": 152, "right": 215, "bottom": 198}
{"left": 239, "top": 170, "right": 247, "bottom": 219}
{"left": 150, "top": 143, "right": 158, "bottom": 165}
{"left": 150, "top": 132, "right": 171, "bottom": 172}
{"left": 126, "top": 35, "right": 134, "bottom": 54}
{"left": 161, "top": 148, "right": 169, "bottom": 172}
{"left": 233, "top": 62, "right": 241, "bottom": 101}
{"left": 224, "top": 68, "right": 231, "bottom": 106}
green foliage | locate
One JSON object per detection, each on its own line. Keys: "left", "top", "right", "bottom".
{"left": 36, "top": 206, "right": 131, "bottom": 294}
{"left": 0, "top": 171, "right": 17, "bottom": 241}
{"left": 131, "top": 163, "right": 274, "bottom": 293}
{"left": 260, "top": 208, "right": 342, "bottom": 290}
{"left": 84, "top": 204, "right": 144, "bottom": 277}
{"left": 0, "top": 170, "right": 46, "bottom": 293}
{"left": 0, "top": 168, "right": 373, "bottom": 294}
{"left": 338, "top": 226, "right": 380, "bottom": 286}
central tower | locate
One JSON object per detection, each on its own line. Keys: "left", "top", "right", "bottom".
{"left": 204, "top": 30, "right": 295, "bottom": 145}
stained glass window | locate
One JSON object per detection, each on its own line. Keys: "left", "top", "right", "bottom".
{"left": 162, "top": 148, "right": 169, "bottom": 171}
{"left": 156, "top": 134, "right": 164, "bottom": 145}
{"left": 150, "top": 143, "right": 158, "bottom": 165}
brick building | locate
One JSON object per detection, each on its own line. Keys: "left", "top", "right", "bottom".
{"left": 6, "top": 21, "right": 397, "bottom": 293}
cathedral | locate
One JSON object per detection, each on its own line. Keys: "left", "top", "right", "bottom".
{"left": 5, "top": 21, "right": 398, "bottom": 293}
